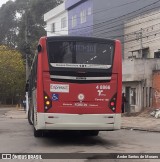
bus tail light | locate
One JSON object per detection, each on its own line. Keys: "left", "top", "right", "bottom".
{"left": 44, "top": 93, "right": 52, "bottom": 112}
{"left": 109, "top": 94, "right": 117, "bottom": 112}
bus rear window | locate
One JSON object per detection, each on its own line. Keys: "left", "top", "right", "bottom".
{"left": 47, "top": 41, "right": 114, "bottom": 66}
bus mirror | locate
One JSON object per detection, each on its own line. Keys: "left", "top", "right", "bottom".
{"left": 37, "top": 44, "right": 42, "bottom": 53}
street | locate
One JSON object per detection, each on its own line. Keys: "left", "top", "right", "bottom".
{"left": 0, "top": 108, "right": 160, "bottom": 162}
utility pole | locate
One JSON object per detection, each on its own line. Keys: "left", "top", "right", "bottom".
{"left": 25, "top": 3, "right": 29, "bottom": 82}
{"left": 140, "top": 28, "right": 143, "bottom": 58}
{"left": 135, "top": 28, "right": 143, "bottom": 58}
{"left": 25, "top": 1, "right": 29, "bottom": 115}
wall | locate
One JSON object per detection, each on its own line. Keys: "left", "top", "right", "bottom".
{"left": 152, "top": 71, "right": 160, "bottom": 108}
{"left": 122, "top": 59, "right": 158, "bottom": 86}
{"left": 65, "top": 0, "right": 160, "bottom": 40}
{"left": 66, "top": 0, "right": 93, "bottom": 36}
{"left": 44, "top": 3, "right": 68, "bottom": 36}
{"left": 65, "top": 0, "right": 82, "bottom": 9}
{"left": 123, "top": 59, "right": 160, "bottom": 112}
{"left": 124, "top": 10, "right": 160, "bottom": 59}
{"left": 92, "top": 0, "right": 159, "bottom": 42}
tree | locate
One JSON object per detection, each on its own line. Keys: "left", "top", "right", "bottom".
{"left": 0, "top": 0, "right": 63, "bottom": 65}
{"left": 0, "top": 1, "right": 17, "bottom": 47}
{"left": 0, "top": 46, "right": 25, "bottom": 104}
{"left": 0, "top": 0, "right": 63, "bottom": 104}
{"left": 17, "top": 0, "right": 63, "bottom": 65}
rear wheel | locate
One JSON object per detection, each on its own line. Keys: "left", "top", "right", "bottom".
{"left": 28, "top": 107, "right": 33, "bottom": 125}
{"left": 81, "top": 130, "right": 99, "bottom": 136}
{"left": 34, "top": 128, "right": 43, "bottom": 137}
{"left": 89, "top": 130, "right": 99, "bottom": 136}
{"left": 32, "top": 108, "right": 44, "bottom": 137}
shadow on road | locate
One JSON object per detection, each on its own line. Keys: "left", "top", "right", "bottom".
{"left": 39, "top": 131, "right": 118, "bottom": 148}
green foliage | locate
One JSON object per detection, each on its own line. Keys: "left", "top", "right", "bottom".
{"left": 0, "top": 0, "right": 63, "bottom": 64}
{"left": 0, "top": 1, "right": 17, "bottom": 47}
{"left": 0, "top": 0, "right": 63, "bottom": 104}
{"left": 0, "top": 46, "right": 25, "bottom": 104}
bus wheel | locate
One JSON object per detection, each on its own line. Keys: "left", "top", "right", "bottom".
{"left": 81, "top": 130, "right": 99, "bottom": 136}
{"left": 34, "top": 128, "right": 43, "bottom": 137}
{"left": 89, "top": 130, "right": 99, "bottom": 136}
{"left": 28, "top": 108, "right": 33, "bottom": 125}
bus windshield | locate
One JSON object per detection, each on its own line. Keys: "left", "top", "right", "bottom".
{"left": 47, "top": 41, "right": 115, "bottom": 69}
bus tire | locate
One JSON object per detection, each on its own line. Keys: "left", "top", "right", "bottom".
{"left": 89, "top": 130, "right": 99, "bottom": 136}
{"left": 81, "top": 130, "right": 99, "bottom": 136}
{"left": 34, "top": 128, "right": 43, "bottom": 137}
{"left": 33, "top": 108, "right": 44, "bottom": 137}
{"left": 28, "top": 108, "right": 33, "bottom": 125}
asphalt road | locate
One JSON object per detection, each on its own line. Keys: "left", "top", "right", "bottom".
{"left": 0, "top": 108, "right": 160, "bottom": 162}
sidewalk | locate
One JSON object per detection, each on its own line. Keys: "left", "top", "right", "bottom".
{"left": 3, "top": 108, "right": 160, "bottom": 132}
{"left": 122, "top": 116, "right": 160, "bottom": 132}
{"left": 5, "top": 108, "right": 27, "bottom": 119}
{"left": 121, "top": 108, "right": 160, "bottom": 132}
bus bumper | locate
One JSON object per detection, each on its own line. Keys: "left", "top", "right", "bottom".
{"left": 35, "top": 113, "right": 121, "bottom": 131}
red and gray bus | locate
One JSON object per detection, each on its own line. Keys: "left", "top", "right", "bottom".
{"left": 26, "top": 36, "right": 122, "bottom": 137}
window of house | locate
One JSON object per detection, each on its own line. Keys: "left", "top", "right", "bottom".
{"left": 88, "top": 7, "right": 92, "bottom": 15}
{"left": 142, "top": 48, "right": 149, "bottom": 59}
{"left": 61, "top": 17, "right": 67, "bottom": 29}
{"left": 72, "top": 15, "right": 77, "bottom": 28}
{"left": 80, "top": 10, "right": 87, "bottom": 24}
{"left": 52, "top": 23, "right": 55, "bottom": 33}
{"left": 129, "top": 48, "right": 149, "bottom": 59}
{"left": 154, "top": 51, "right": 160, "bottom": 58}
{"left": 130, "top": 88, "right": 136, "bottom": 105}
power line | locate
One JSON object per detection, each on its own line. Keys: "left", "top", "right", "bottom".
{"left": 2, "top": 1, "right": 159, "bottom": 58}
{"left": 84, "top": 3, "right": 160, "bottom": 37}
{"left": 121, "top": 32, "right": 160, "bottom": 51}
{"left": 94, "top": 8, "right": 160, "bottom": 37}
{"left": 45, "top": 0, "right": 145, "bottom": 26}
{"left": 45, "top": 0, "right": 160, "bottom": 34}
{"left": 94, "top": 11, "right": 160, "bottom": 37}
{"left": 104, "top": 21, "right": 160, "bottom": 40}
{"left": 39, "top": 21, "right": 160, "bottom": 51}
{"left": 46, "top": 4, "right": 160, "bottom": 41}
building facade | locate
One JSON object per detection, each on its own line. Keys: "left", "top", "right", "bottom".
{"left": 123, "top": 59, "right": 160, "bottom": 112}
{"left": 123, "top": 8, "right": 160, "bottom": 112}
{"left": 44, "top": 2, "right": 68, "bottom": 36}
{"left": 65, "top": 0, "right": 93, "bottom": 36}
{"left": 65, "top": 0, "right": 159, "bottom": 41}
{"left": 45, "top": 0, "right": 160, "bottom": 40}
{"left": 152, "top": 71, "right": 160, "bottom": 108}
{"left": 124, "top": 9, "right": 160, "bottom": 59}
{"left": 44, "top": 0, "right": 160, "bottom": 112}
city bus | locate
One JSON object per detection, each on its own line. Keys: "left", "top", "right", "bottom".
{"left": 26, "top": 36, "right": 122, "bottom": 137}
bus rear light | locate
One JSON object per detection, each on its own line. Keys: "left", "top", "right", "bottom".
{"left": 44, "top": 96, "right": 48, "bottom": 99}
{"left": 45, "top": 101, "right": 50, "bottom": 105}
{"left": 110, "top": 102, "right": 115, "bottom": 106}
{"left": 44, "top": 93, "right": 52, "bottom": 112}
{"left": 109, "top": 94, "right": 117, "bottom": 112}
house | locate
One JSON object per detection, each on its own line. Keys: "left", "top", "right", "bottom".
{"left": 44, "top": 1, "right": 68, "bottom": 36}
{"left": 123, "top": 9, "right": 160, "bottom": 112}
{"left": 123, "top": 59, "right": 160, "bottom": 112}
{"left": 65, "top": 0, "right": 159, "bottom": 42}
{"left": 44, "top": 0, "right": 160, "bottom": 112}
{"left": 44, "top": 0, "right": 159, "bottom": 40}
{"left": 124, "top": 9, "right": 160, "bottom": 59}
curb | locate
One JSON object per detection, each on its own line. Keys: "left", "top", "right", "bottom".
{"left": 121, "top": 127, "right": 160, "bottom": 133}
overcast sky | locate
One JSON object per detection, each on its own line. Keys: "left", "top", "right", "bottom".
{"left": 0, "top": 0, "right": 10, "bottom": 7}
